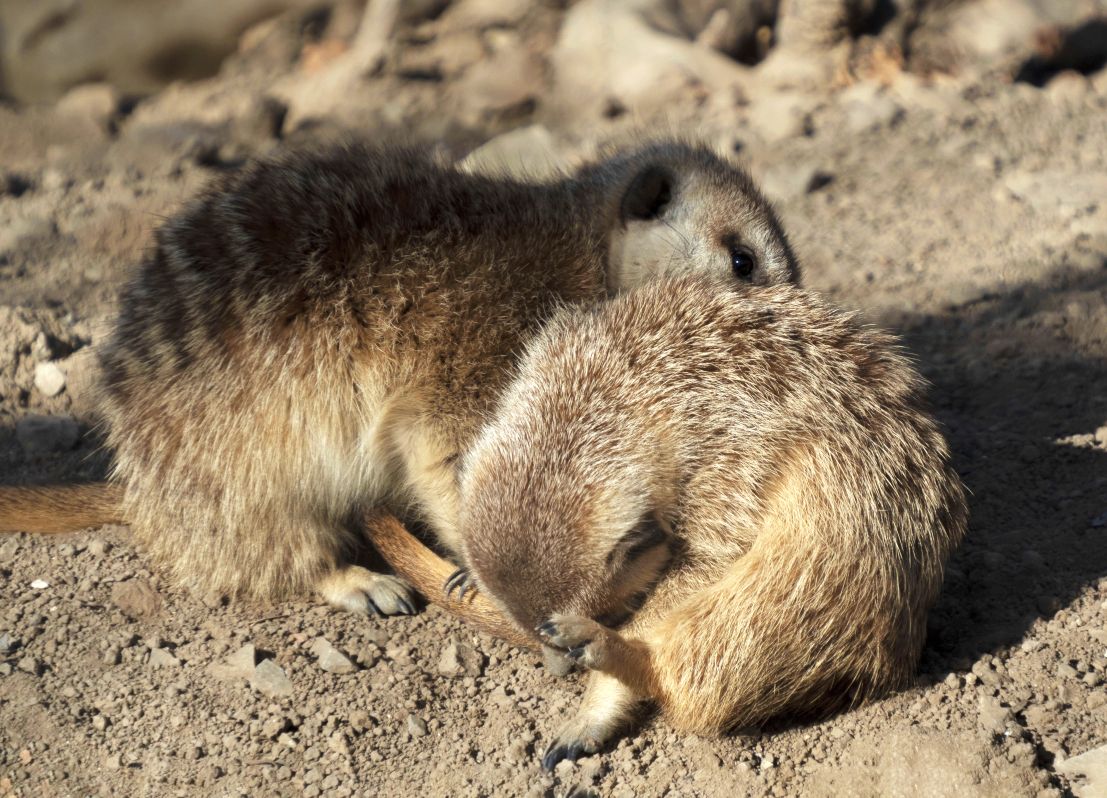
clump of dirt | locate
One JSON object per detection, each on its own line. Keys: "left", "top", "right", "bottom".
{"left": 1, "top": 1, "right": 1106, "bottom": 796}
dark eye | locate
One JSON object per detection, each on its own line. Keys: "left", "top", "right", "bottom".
{"left": 730, "top": 246, "right": 756, "bottom": 280}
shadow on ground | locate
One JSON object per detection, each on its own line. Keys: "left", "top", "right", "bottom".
{"left": 882, "top": 261, "right": 1107, "bottom": 670}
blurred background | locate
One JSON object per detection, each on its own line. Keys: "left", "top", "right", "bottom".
{"left": 2, "top": 2, "right": 1107, "bottom": 797}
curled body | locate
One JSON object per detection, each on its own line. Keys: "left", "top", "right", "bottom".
{"left": 1, "top": 140, "right": 798, "bottom": 615}
{"left": 451, "top": 274, "right": 968, "bottom": 765}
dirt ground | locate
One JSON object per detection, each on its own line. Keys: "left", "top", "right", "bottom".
{"left": 1, "top": 1, "right": 1107, "bottom": 796}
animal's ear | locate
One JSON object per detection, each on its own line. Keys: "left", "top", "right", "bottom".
{"left": 620, "top": 165, "right": 674, "bottom": 223}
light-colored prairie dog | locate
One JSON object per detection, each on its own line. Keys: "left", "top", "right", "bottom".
{"left": 398, "top": 273, "right": 966, "bottom": 767}
{"left": 0, "top": 140, "right": 798, "bottom": 616}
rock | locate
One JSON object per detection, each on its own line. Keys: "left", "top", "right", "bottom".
{"left": 445, "top": 0, "right": 530, "bottom": 29}
{"left": 405, "top": 713, "right": 428, "bottom": 738}
{"left": 251, "top": 660, "right": 293, "bottom": 699}
{"left": 461, "top": 126, "right": 568, "bottom": 182}
{"left": 55, "top": 83, "right": 121, "bottom": 131}
{"left": 0, "top": 539, "right": 20, "bottom": 563}
{"left": 17, "top": 656, "right": 41, "bottom": 676}
{"left": 210, "top": 644, "right": 257, "bottom": 682}
{"left": 104, "top": 753, "right": 121, "bottom": 770}
{"left": 455, "top": 48, "right": 543, "bottom": 124}
{"left": 1056, "top": 743, "right": 1107, "bottom": 798}
{"left": 328, "top": 730, "right": 351, "bottom": 758}
{"left": 149, "top": 648, "right": 180, "bottom": 668}
{"left": 262, "top": 715, "right": 291, "bottom": 739}
{"left": 33, "top": 362, "right": 66, "bottom": 397}
{"left": 978, "top": 696, "right": 1014, "bottom": 734}
{"left": 309, "top": 638, "right": 357, "bottom": 675}
{"left": 29, "top": 579, "right": 49, "bottom": 590}
{"left": 437, "top": 637, "right": 484, "bottom": 678}
{"left": 1057, "top": 662, "right": 1079, "bottom": 680}
{"left": 554, "top": 0, "right": 750, "bottom": 120}
{"left": 86, "top": 539, "right": 111, "bottom": 557}
{"left": 839, "top": 83, "right": 902, "bottom": 132}
{"left": 0, "top": 633, "right": 15, "bottom": 654}
{"left": 15, "top": 415, "right": 80, "bottom": 456}
{"left": 1023, "top": 704, "right": 1053, "bottom": 729}
{"left": 231, "top": 96, "right": 287, "bottom": 143}
{"left": 110, "top": 579, "right": 163, "bottom": 620}
{"left": 746, "top": 92, "right": 813, "bottom": 142}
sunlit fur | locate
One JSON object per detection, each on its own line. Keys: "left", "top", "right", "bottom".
{"left": 459, "top": 274, "right": 968, "bottom": 750}
{"left": 24, "top": 138, "right": 800, "bottom": 608}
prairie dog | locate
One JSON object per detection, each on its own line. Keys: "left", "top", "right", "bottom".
{"left": 0, "top": 140, "right": 798, "bottom": 616}
{"left": 439, "top": 274, "right": 967, "bottom": 767}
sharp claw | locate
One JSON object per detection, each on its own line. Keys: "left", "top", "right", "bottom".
{"left": 458, "top": 582, "right": 471, "bottom": 601}
{"left": 400, "top": 598, "right": 416, "bottom": 616}
{"left": 366, "top": 598, "right": 384, "bottom": 617}
{"left": 542, "top": 744, "right": 566, "bottom": 771}
{"left": 536, "top": 620, "right": 557, "bottom": 638}
{"left": 566, "top": 644, "right": 589, "bottom": 660}
{"left": 542, "top": 741, "right": 587, "bottom": 770}
{"left": 444, "top": 568, "right": 470, "bottom": 599}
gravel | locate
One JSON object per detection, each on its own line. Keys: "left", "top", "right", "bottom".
{"left": 1, "top": 0, "right": 1106, "bottom": 796}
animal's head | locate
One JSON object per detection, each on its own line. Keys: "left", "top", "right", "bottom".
{"left": 591, "top": 141, "right": 799, "bottom": 292}
{"left": 456, "top": 331, "right": 675, "bottom": 638}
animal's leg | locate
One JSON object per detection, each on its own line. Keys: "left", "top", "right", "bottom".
{"left": 537, "top": 614, "right": 656, "bottom": 769}
{"left": 540, "top": 671, "right": 644, "bottom": 770}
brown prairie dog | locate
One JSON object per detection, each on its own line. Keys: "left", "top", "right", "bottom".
{"left": 423, "top": 274, "right": 969, "bottom": 768}
{"left": 0, "top": 139, "right": 799, "bottom": 617}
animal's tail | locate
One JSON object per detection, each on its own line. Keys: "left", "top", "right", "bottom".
{"left": 361, "top": 510, "right": 537, "bottom": 650}
{"left": 0, "top": 483, "right": 126, "bottom": 533}
{"left": 641, "top": 448, "right": 960, "bottom": 735}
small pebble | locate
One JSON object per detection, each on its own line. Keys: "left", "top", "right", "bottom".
{"left": 86, "top": 539, "right": 110, "bottom": 557}
{"left": 17, "top": 656, "right": 41, "bottom": 675}
{"left": 149, "top": 648, "right": 180, "bottom": 668}
{"left": 310, "top": 638, "right": 357, "bottom": 675}
{"left": 405, "top": 714, "right": 428, "bottom": 738}
{"left": 33, "top": 362, "right": 66, "bottom": 397}
{"left": 251, "top": 660, "right": 293, "bottom": 698}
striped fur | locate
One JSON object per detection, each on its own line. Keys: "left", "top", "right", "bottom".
{"left": 455, "top": 275, "right": 968, "bottom": 763}
{"left": 0, "top": 139, "right": 798, "bottom": 612}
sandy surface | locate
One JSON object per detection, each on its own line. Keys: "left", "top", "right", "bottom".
{"left": 1, "top": 1, "right": 1106, "bottom": 796}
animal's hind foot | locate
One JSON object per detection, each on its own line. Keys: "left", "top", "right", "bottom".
{"left": 317, "top": 565, "right": 416, "bottom": 616}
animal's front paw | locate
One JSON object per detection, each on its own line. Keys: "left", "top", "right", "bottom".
{"left": 319, "top": 566, "right": 417, "bottom": 617}
{"left": 536, "top": 614, "right": 608, "bottom": 670}
{"left": 443, "top": 567, "right": 477, "bottom": 601}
